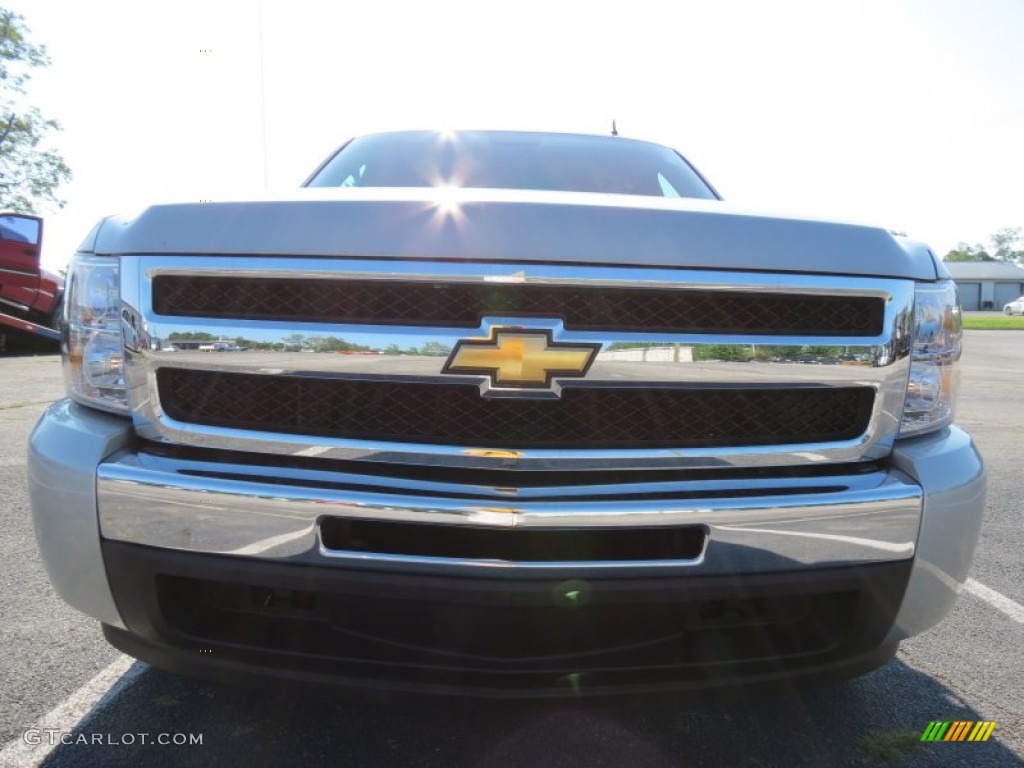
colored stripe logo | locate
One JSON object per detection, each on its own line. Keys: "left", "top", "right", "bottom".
{"left": 921, "top": 721, "right": 996, "bottom": 742}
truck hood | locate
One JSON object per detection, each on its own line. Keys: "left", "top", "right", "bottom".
{"left": 91, "top": 188, "right": 937, "bottom": 280}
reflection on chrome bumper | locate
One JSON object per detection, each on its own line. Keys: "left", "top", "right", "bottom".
{"left": 97, "top": 449, "right": 921, "bottom": 576}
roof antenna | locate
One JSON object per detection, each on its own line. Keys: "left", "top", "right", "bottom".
{"left": 611, "top": 120, "right": 618, "bottom": 137}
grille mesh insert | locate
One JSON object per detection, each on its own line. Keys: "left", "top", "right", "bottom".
{"left": 157, "top": 369, "right": 875, "bottom": 449}
{"left": 152, "top": 277, "right": 884, "bottom": 336}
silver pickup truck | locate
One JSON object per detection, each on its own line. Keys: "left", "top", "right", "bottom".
{"left": 28, "top": 130, "right": 985, "bottom": 696}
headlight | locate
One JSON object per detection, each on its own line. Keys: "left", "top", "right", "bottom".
{"left": 63, "top": 253, "right": 128, "bottom": 414}
{"left": 900, "top": 281, "right": 961, "bottom": 437}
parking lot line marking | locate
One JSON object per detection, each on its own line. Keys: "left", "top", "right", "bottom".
{"left": 964, "top": 578, "right": 1024, "bottom": 624}
{"left": 0, "top": 654, "right": 142, "bottom": 768}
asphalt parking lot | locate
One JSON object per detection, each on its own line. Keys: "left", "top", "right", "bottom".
{"left": 0, "top": 330, "right": 1021, "bottom": 768}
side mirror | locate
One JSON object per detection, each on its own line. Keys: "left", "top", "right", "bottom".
{"left": 0, "top": 213, "right": 43, "bottom": 250}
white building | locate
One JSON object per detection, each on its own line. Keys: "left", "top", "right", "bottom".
{"left": 943, "top": 261, "right": 1024, "bottom": 311}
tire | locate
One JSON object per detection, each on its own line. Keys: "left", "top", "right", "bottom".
{"left": 41, "top": 294, "right": 63, "bottom": 333}
{"left": 31, "top": 303, "right": 63, "bottom": 343}
{"left": 47, "top": 309, "right": 62, "bottom": 333}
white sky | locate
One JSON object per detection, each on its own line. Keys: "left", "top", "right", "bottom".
{"left": 7, "top": 0, "right": 1024, "bottom": 271}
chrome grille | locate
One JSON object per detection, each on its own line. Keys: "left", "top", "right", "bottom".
{"left": 121, "top": 256, "right": 914, "bottom": 470}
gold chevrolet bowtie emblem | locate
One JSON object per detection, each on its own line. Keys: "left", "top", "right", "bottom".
{"left": 443, "top": 329, "right": 599, "bottom": 389}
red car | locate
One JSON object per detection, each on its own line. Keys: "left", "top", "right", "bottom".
{"left": 0, "top": 212, "right": 63, "bottom": 340}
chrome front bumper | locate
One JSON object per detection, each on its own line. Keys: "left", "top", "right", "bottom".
{"left": 28, "top": 400, "right": 985, "bottom": 640}
{"left": 94, "top": 449, "right": 922, "bottom": 576}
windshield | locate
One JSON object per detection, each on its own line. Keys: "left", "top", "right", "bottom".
{"left": 306, "top": 131, "right": 718, "bottom": 200}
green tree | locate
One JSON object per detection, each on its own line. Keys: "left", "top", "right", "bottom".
{"left": 944, "top": 230, "right": 1024, "bottom": 263}
{"left": 691, "top": 344, "right": 753, "bottom": 362}
{"left": 306, "top": 335, "right": 372, "bottom": 353}
{"left": 0, "top": 9, "right": 71, "bottom": 212}
{"left": 990, "top": 227, "right": 1024, "bottom": 263}
{"left": 281, "top": 333, "right": 306, "bottom": 351}
{"left": 413, "top": 341, "right": 453, "bottom": 357}
{"left": 944, "top": 242, "right": 993, "bottom": 262}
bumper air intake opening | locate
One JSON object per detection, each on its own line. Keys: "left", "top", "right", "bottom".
{"left": 318, "top": 519, "right": 708, "bottom": 563}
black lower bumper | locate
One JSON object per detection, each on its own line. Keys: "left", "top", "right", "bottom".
{"left": 101, "top": 541, "right": 910, "bottom": 698}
